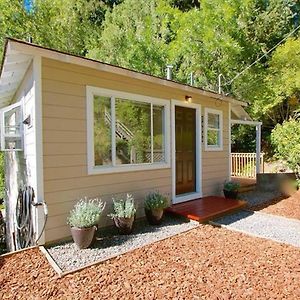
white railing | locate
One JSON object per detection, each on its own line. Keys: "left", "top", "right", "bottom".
{"left": 231, "top": 153, "right": 264, "bottom": 178}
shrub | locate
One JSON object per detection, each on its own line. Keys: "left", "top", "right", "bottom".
{"left": 271, "top": 117, "right": 300, "bottom": 180}
{"left": 68, "top": 197, "right": 105, "bottom": 228}
{"left": 144, "top": 192, "right": 169, "bottom": 210}
{"left": 223, "top": 180, "right": 240, "bottom": 192}
{"left": 109, "top": 194, "right": 136, "bottom": 219}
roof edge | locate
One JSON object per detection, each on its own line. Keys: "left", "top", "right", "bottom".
{"left": 3, "top": 37, "right": 248, "bottom": 107}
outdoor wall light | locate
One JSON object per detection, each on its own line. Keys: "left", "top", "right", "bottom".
{"left": 185, "top": 95, "right": 192, "bottom": 103}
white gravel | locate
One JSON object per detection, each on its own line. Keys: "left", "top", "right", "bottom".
{"left": 47, "top": 215, "right": 199, "bottom": 272}
{"left": 239, "top": 190, "right": 281, "bottom": 207}
{"left": 213, "top": 210, "right": 300, "bottom": 248}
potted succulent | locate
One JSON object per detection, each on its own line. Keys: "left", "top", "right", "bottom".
{"left": 223, "top": 180, "right": 240, "bottom": 199}
{"left": 109, "top": 194, "right": 136, "bottom": 234}
{"left": 68, "top": 197, "right": 105, "bottom": 249}
{"left": 144, "top": 192, "right": 169, "bottom": 225}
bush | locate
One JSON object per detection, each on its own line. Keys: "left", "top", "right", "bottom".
{"left": 271, "top": 118, "right": 300, "bottom": 180}
{"left": 144, "top": 192, "right": 169, "bottom": 210}
{"left": 109, "top": 194, "right": 136, "bottom": 219}
{"left": 68, "top": 197, "right": 106, "bottom": 228}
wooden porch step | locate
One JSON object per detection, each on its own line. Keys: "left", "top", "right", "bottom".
{"left": 238, "top": 184, "right": 256, "bottom": 193}
{"left": 166, "top": 196, "right": 247, "bottom": 223}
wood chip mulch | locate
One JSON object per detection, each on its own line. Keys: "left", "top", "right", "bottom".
{"left": 1, "top": 225, "right": 300, "bottom": 300}
{"left": 252, "top": 190, "right": 300, "bottom": 220}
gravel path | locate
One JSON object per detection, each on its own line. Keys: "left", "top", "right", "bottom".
{"left": 213, "top": 210, "right": 300, "bottom": 247}
{"left": 2, "top": 225, "right": 300, "bottom": 299}
{"left": 239, "top": 190, "right": 282, "bottom": 207}
{"left": 48, "top": 214, "right": 199, "bottom": 272}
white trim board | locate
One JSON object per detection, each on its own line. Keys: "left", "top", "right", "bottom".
{"left": 171, "top": 100, "right": 202, "bottom": 204}
{"left": 204, "top": 107, "right": 223, "bottom": 152}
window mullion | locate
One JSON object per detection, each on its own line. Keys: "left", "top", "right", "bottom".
{"left": 111, "top": 96, "right": 116, "bottom": 166}
{"left": 150, "top": 103, "right": 154, "bottom": 164}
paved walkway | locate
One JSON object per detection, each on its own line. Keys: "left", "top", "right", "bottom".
{"left": 211, "top": 210, "right": 300, "bottom": 248}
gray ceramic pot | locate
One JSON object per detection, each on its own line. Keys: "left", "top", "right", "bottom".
{"left": 71, "top": 226, "right": 97, "bottom": 249}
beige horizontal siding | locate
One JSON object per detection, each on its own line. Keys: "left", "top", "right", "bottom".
{"left": 42, "top": 57, "right": 230, "bottom": 243}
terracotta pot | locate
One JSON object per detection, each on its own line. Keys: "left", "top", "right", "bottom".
{"left": 145, "top": 208, "right": 164, "bottom": 225}
{"left": 113, "top": 216, "right": 134, "bottom": 235}
{"left": 223, "top": 189, "right": 238, "bottom": 199}
{"left": 71, "top": 226, "right": 97, "bottom": 249}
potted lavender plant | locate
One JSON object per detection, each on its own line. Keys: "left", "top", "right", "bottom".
{"left": 108, "top": 194, "right": 136, "bottom": 234}
{"left": 68, "top": 197, "right": 105, "bottom": 249}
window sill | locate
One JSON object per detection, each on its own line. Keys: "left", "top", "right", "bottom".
{"left": 88, "top": 162, "right": 171, "bottom": 175}
{"left": 204, "top": 146, "right": 223, "bottom": 152}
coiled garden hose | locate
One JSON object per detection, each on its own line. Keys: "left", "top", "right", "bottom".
{"left": 14, "top": 186, "right": 48, "bottom": 250}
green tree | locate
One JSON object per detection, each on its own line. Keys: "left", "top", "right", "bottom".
{"left": 87, "top": 0, "right": 181, "bottom": 77}
{"left": 0, "top": 0, "right": 111, "bottom": 58}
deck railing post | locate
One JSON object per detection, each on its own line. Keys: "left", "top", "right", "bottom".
{"left": 256, "top": 124, "right": 261, "bottom": 175}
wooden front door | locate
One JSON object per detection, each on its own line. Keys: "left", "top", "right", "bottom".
{"left": 175, "top": 106, "right": 196, "bottom": 195}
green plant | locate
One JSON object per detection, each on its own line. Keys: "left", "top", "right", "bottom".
{"left": 271, "top": 117, "right": 300, "bottom": 181}
{"left": 68, "top": 197, "right": 105, "bottom": 228}
{"left": 144, "top": 192, "right": 169, "bottom": 210}
{"left": 109, "top": 194, "right": 136, "bottom": 219}
{"left": 223, "top": 180, "right": 240, "bottom": 192}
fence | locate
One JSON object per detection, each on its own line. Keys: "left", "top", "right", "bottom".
{"left": 231, "top": 153, "right": 264, "bottom": 178}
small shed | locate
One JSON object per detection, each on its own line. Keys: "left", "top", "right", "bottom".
{"left": 0, "top": 38, "right": 257, "bottom": 247}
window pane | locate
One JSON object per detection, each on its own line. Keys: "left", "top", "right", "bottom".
{"left": 207, "top": 130, "right": 219, "bottom": 146}
{"left": 94, "top": 96, "right": 112, "bottom": 166}
{"left": 4, "top": 106, "right": 21, "bottom": 135}
{"left": 5, "top": 137, "right": 22, "bottom": 150}
{"left": 115, "top": 98, "right": 151, "bottom": 164}
{"left": 153, "top": 105, "right": 165, "bottom": 163}
{"left": 208, "top": 113, "right": 219, "bottom": 129}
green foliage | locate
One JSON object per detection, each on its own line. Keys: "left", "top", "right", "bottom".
{"left": 271, "top": 117, "right": 300, "bottom": 178}
{"left": 87, "top": 0, "right": 180, "bottom": 77}
{"left": 0, "top": 0, "right": 110, "bottom": 58}
{"left": 223, "top": 180, "right": 240, "bottom": 192}
{"left": 144, "top": 192, "right": 169, "bottom": 210}
{"left": 109, "top": 194, "right": 136, "bottom": 218}
{"left": 68, "top": 197, "right": 106, "bottom": 228}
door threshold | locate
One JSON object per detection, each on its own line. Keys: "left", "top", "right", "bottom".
{"left": 173, "top": 192, "right": 202, "bottom": 204}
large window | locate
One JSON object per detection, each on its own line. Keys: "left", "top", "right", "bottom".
{"left": 87, "top": 87, "right": 170, "bottom": 174}
{"left": 204, "top": 108, "right": 223, "bottom": 151}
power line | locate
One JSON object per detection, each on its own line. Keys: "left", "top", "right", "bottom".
{"left": 223, "top": 23, "right": 300, "bottom": 86}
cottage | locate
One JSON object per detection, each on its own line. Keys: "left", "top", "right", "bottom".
{"left": 0, "top": 38, "right": 259, "bottom": 247}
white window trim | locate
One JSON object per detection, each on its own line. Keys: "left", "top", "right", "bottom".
{"left": 0, "top": 100, "right": 24, "bottom": 151}
{"left": 204, "top": 107, "right": 223, "bottom": 151}
{"left": 86, "top": 86, "right": 170, "bottom": 175}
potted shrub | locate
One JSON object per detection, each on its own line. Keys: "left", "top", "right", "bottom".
{"left": 223, "top": 180, "right": 240, "bottom": 199}
{"left": 109, "top": 194, "right": 136, "bottom": 235}
{"left": 68, "top": 197, "right": 105, "bottom": 249}
{"left": 144, "top": 192, "right": 169, "bottom": 225}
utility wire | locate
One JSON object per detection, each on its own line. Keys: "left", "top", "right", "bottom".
{"left": 223, "top": 23, "right": 300, "bottom": 86}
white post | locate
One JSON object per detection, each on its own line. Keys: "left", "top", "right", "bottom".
{"left": 256, "top": 123, "right": 261, "bottom": 175}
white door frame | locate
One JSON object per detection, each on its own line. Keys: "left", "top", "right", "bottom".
{"left": 171, "top": 100, "right": 202, "bottom": 204}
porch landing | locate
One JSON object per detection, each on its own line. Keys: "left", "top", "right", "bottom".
{"left": 166, "top": 196, "right": 246, "bottom": 223}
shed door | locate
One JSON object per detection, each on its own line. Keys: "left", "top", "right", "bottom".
{"left": 175, "top": 106, "right": 196, "bottom": 195}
